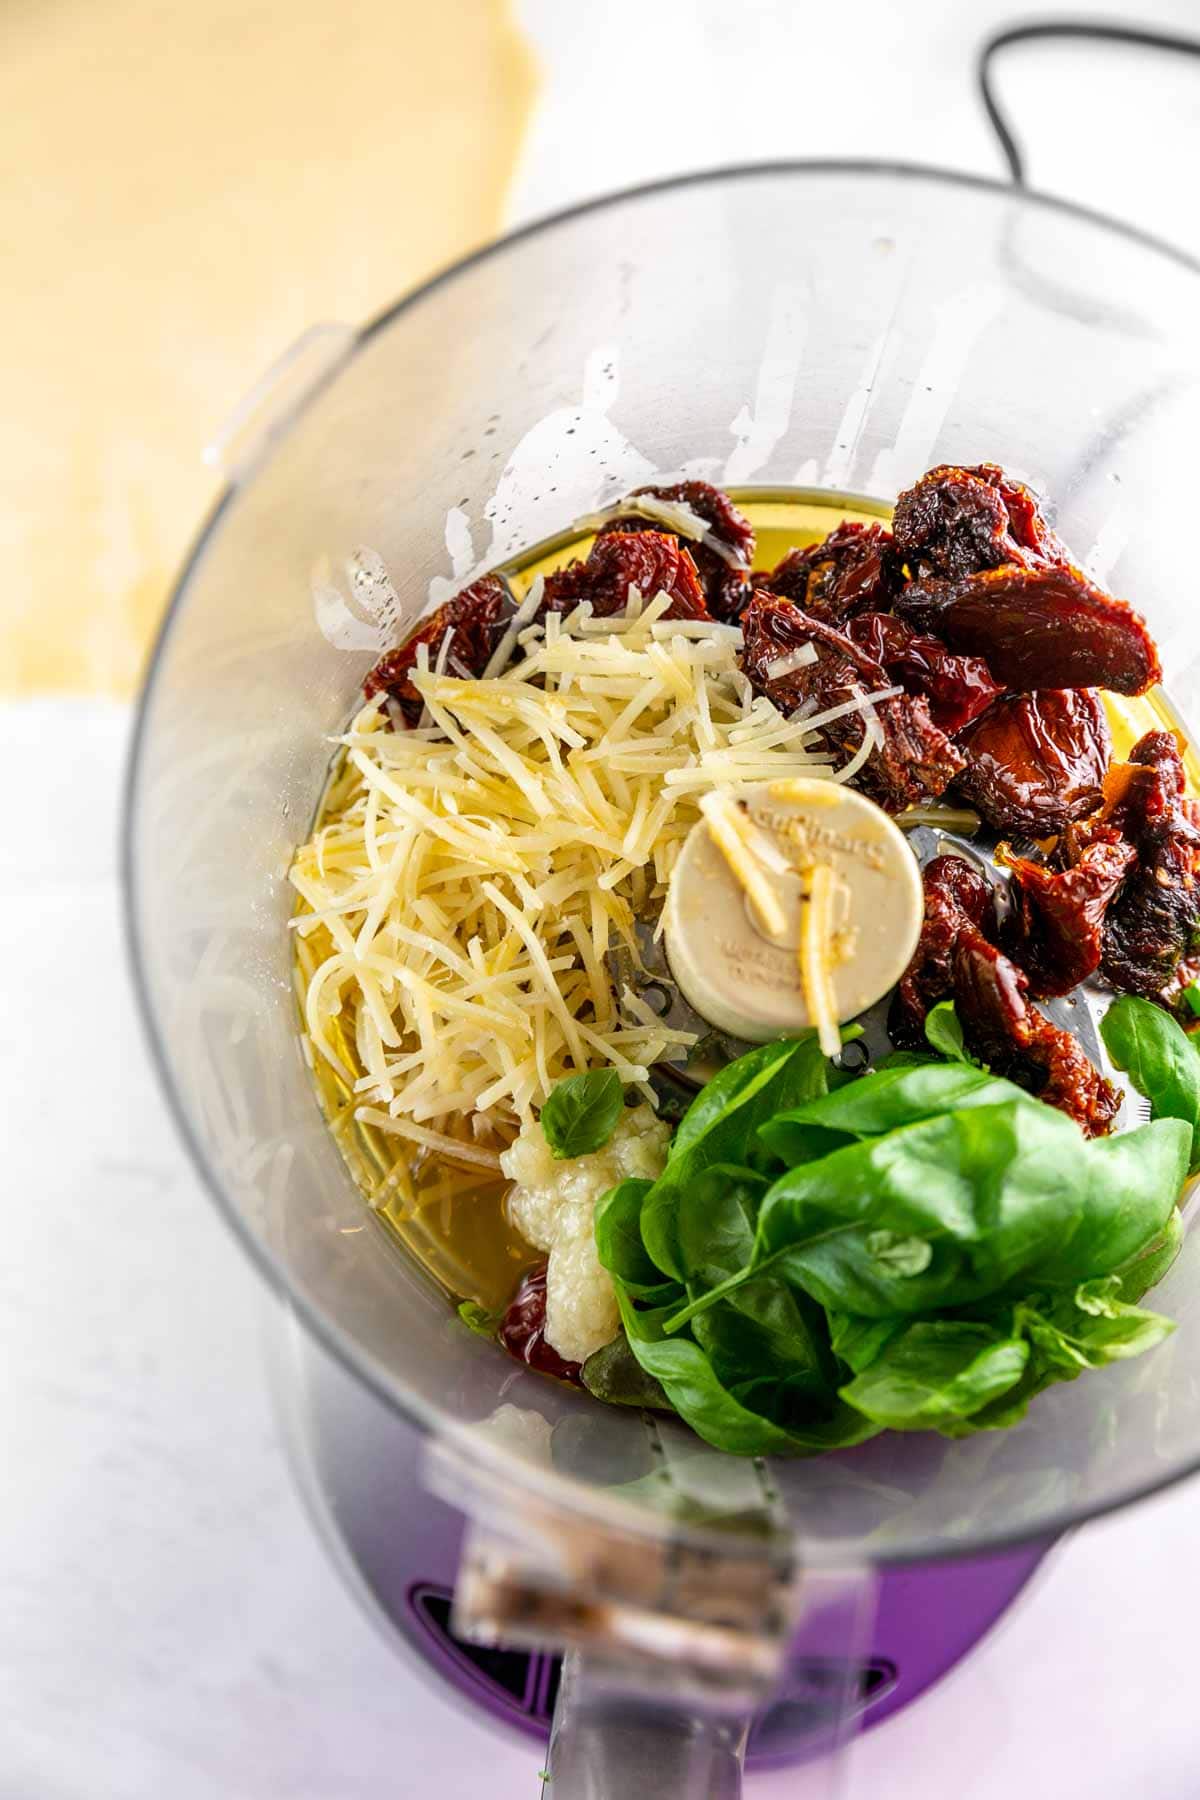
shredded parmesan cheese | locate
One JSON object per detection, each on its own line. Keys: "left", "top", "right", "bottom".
{"left": 798, "top": 862, "right": 843, "bottom": 1058}
{"left": 354, "top": 1109, "right": 505, "bottom": 1171}
{"left": 417, "top": 625, "right": 458, "bottom": 730}
{"left": 291, "top": 609, "right": 876, "bottom": 1125}
{"left": 830, "top": 700, "right": 883, "bottom": 787}
{"left": 763, "top": 643, "right": 819, "bottom": 682}
{"left": 699, "top": 791, "right": 790, "bottom": 939}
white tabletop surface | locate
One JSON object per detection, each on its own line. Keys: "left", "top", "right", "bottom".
{"left": 8, "top": 4, "right": 1200, "bottom": 1795}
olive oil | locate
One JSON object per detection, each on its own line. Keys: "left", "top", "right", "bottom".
{"left": 295, "top": 488, "right": 1196, "bottom": 1317}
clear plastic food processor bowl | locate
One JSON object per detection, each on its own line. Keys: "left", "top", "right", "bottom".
{"left": 124, "top": 165, "right": 1200, "bottom": 1792}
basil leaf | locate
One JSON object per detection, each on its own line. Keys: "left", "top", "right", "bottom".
{"left": 936, "top": 1361, "right": 1054, "bottom": 1437}
{"left": 581, "top": 1333, "right": 672, "bottom": 1410}
{"left": 758, "top": 1062, "right": 1028, "bottom": 1162}
{"left": 1019, "top": 1291, "right": 1175, "bottom": 1372}
{"left": 668, "top": 1034, "right": 828, "bottom": 1163}
{"left": 865, "top": 1229, "right": 934, "bottom": 1275}
{"left": 839, "top": 1321, "right": 1030, "bottom": 1429}
{"left": 759, "top": 1101, "right": 1085, "bottom": 1291}
{"left": 594, "top": 1180, "right": 676, "bottom": 1299}
{"left": 540, "top": 1069, "right": 624, "bottom": 1160}
{"left": 944, "top": 1283, "right": 1177, "bottom": 1437}
{"left": 645, "top": 1166, "right": 771, "bottom": 1333}
{"left": 457, "top": 1300, "right": 498, "bottom": 1338}
{"left": 615, "top": 1292, "right": 801, "bottom": 1454}
{"left": 1072, "top": 1275, "right": 1128, "bottom": 1318}
{"left": 1184, "top": 982, "right": 1200, "bottom": 1019}
{"left": 1111, "top": 1209, "right": 1184, "bottom": 1304}
{"left": 668, "top": 1156, "right": 838, "bottom": 1335}
{"left": 615, "top": 1290, "right": 877, "bottom": 1455}
{"left": 691, "top": 1276, "right": 833, "bottom": 1401}
{"left": 778, "top": 1229, "right": 977, "bottom": 1319}
{"left": 675, "top": 1163, "right": 766, "bottom": 1286}
{"left": 827, "top": 1310, "right": 905, "bottom": 1374}
{"left": 1101, "top": 995, "right": 1200, "bottom": 1171}
{"left": 923, "top": 1000, "right": 978, "bottom": 1065}
{"left": 640, "top": 1037, "right": 827, "bottom": 1279}
{"left": 1034, "top": 1120, "right": 1190, "bottom": 1284}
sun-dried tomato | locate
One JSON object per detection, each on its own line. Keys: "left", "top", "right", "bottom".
{"left": 1099, "top": 730, "right": 1200, "bottom": 1007}
{"left": 763, "top": 522, "right": 901, "bottom": 627}
{"left": 952, "top": 925, "right": 1118, "bottom": 1137}
{"left": 893, "top": 463, "right": 1069, "bottom": 580}
{"left": 890, "top": 854, "right": 998, "bottom": 1047}
{"left": 890, "top": 855, "right": 1117, "bottom": 1134}
{"left": 859, "top": 696, "right": 966, "bottom": 815}
{"left": 954, "top": 689, "right": 1111, "bottom": 836}
{"left": 362, "top": 574, "right": 512, "bottom": 725}
{"left": 976, "top": 464, "right": 1071, "bottom": 565}
{"left": 739, "top": 592, "right": 964, "bottom": 812}
{"left": 541, "top": 528, "right": 710, "bottom": 622}
{"left": 894, "top": 563, "right": 1160, "bottom": 697}
{"left": 598, "top": 480, "right": 755, "bottom": 622}
{"left": 998, "top": 826, "right": 1135, "bottom": 998}
{"left": 497, "top": 1263, "right": 584, "bottom": 1386}
{"left": 847, "top": 611, "right": 1003, "bottom": 734}
{"left": 704, "top": 562, "right": 755, "bottom": 622}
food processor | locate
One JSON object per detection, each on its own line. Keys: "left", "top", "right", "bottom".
{"left": 123, "top": 164, "right": 1200, "bottom": 1794}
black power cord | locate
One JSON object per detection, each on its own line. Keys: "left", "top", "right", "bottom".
{"left": 978, "top": 18, "right": 1200, "bottom": 187}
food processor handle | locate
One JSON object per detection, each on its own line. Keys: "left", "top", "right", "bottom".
{"left": 543, "top": 1650, "right": 747, "bottom": 1799}
{"left": 439, "top": 1449, "right": 879, "bottom": 1797}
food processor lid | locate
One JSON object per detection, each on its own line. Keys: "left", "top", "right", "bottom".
{"left": 125, "top": 160, "right": 1200, "bottom": 1580}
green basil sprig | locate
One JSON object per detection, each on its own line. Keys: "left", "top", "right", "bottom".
{"left": 586, "top": 1027, "right": 1189, "bottom": 1457}
{"left": 540, "top": 1068, "right": 624, "bottom": 1160}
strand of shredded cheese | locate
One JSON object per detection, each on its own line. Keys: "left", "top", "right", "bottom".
{"left": 763, "top": 643, "right": 819, "bottom": 681}
{"left": 798, "top": 863, "right": 843, "bottom": 1058}
{"left": 481, "top": 574, "right": 545, "bottom": 679}
{"left": 698, "top": 791, "right": 790, "bottom": 938}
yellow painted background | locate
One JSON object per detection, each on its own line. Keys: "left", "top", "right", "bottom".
{"left": 2, "top": 0, "right": 536, "bottom": 697}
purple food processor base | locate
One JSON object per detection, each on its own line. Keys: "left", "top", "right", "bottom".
{"left": 399, "top": 1521, "right": 1047, "bottom": 1767}
{"left": 308, "top": 1406, "right": 1047, "bottom": 1769}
